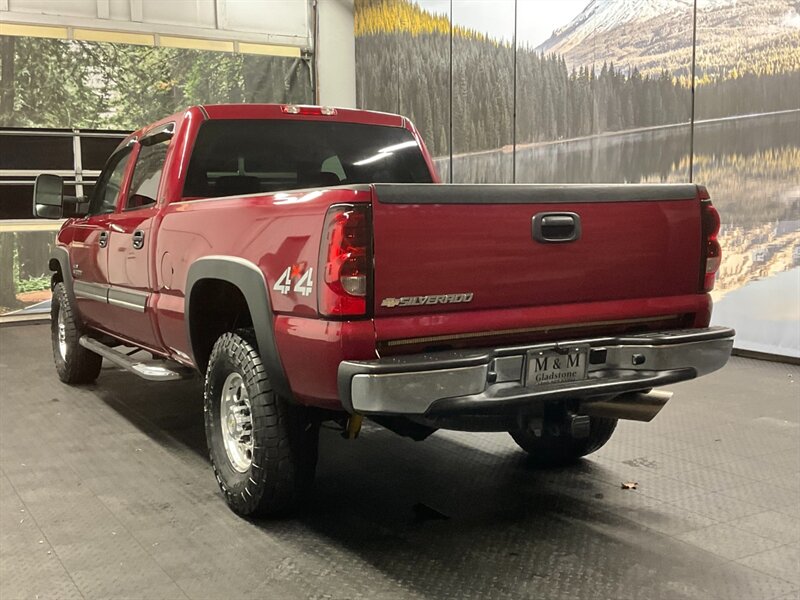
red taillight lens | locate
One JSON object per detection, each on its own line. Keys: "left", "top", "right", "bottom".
{"left": 701, "top": 202, "right": 722, "bottom": 292}
{"left": 318, "top": 204, "right": 371, "bottom": 317}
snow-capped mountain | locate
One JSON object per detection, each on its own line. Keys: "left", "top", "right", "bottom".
{"left": 539, "top": 0, "right": 693, "bottom": 54}
{"left": 536, "top": 0, "right": 799, "bottom": 77}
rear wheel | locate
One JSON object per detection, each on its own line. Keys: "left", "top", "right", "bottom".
{"left": 510, "top": 416, "right": 617, "bottom": 466}
{"left": 51, "top": 282, "right": 102, "bottom": 384}
{"left": 204, "top": 330, "right": 319, "bottom": 517}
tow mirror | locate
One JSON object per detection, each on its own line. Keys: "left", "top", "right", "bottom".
{"left": 33, "top": 174, "right": 64, "bottom": 219}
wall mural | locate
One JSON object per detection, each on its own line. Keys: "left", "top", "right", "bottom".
{"left": 0, "top": 36, "right": 312, "bottom": 130}
{"left": 355, "top": 0, "right": 800, "bottom": 356}
{"left": 693, "top": 1, "right": 800, "bottom": 356}
{"left": 0, "top": 2, "right": 798, "bottom": 356}
{"left": 0, "top": 35, "right": 313, "bottom": 317}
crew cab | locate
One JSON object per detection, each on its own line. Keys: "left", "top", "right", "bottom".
{"left": 33, "top": 104, "right": 734, "bottom": 517}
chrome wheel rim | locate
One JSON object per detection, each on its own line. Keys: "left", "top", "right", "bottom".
{"left": 57, "top": 308, "right": 67, "bottom": 360}
{"left": 220, "top": 372, "right": 254, "bottom": 473}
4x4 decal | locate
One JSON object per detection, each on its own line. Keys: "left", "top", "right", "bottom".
{"left": 273, "top": 265, "right": 314, "bottom": 297}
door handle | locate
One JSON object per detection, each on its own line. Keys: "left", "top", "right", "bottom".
{"left": 132, "top": 230, "right": 145, "bottom": 250}
{"left": 98, "top": 231, "right": 108, "bottom": 248}
{"left": 532, "top": 212, "right": 581, "bottom": 243}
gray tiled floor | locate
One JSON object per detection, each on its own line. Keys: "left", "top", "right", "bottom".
{"left": 1, "top": 323, "right": 798, "bottom": 600}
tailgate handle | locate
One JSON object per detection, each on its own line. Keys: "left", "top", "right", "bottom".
{"left": 532, "top": 212, "right": 581, "bottom": 243}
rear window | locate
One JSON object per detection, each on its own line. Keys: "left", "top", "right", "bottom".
{"left": 182, "top": 120, "right": 433, "bottom": 199}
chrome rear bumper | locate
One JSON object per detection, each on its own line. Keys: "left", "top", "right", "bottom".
{"left": 338, "top": 327, "right": 735, "bottom": 417}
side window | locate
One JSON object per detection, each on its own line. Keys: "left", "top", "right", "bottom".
{"left": 126, "top": 138, "right": 170, "bottom": 210}
{"left": 88, "top": 147, "right": 133, "bottom": 215}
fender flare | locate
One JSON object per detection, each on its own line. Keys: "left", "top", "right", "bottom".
{"left": 184, "top": 256, "right": 292, "bottom": 400}
{"left": 49, "top": 246, "right": 81, "bottom": 322}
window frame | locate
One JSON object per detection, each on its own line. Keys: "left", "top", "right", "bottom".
{"left": 124, "top": 141, "right": 170, "bottom": 212}
{"left": 122, "top": 122, "right": 175, "bottom": 212}
{"left": 87, "top": 144, "right": 134, "bottom": 217}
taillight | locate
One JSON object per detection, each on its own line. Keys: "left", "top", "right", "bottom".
{"left": 318, "top": 204, "right": 371, "bottom": 317}
{"left": 701, "top": 200, "right": 722, "bottom": 292}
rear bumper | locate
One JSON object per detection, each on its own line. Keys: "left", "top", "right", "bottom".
{"left": 338, "top": 327, "right": 735, "bottom": 417}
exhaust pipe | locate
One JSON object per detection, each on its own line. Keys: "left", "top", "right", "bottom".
{"left": 579, "top": 390, "right": 672, "bottom": 422}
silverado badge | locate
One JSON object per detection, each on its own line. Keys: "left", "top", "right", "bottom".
{"left": 380, "top": 293, "right": 474, "bottom": 308}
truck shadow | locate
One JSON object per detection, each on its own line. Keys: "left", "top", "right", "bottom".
{"left": 92, "top": 366, "right": 208, "bottom": 457}
{"left": 89, "top": 365, "right": 727, "bottom": 600}
{"left": 279, "top": 425, "right": 728, "bottom": 600}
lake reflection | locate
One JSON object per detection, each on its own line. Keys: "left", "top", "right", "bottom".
{"left": 712, "top": 268, "right": 800, "bottom": 358}
{"left": 436, "top": 112, "right": 800, "bottom": 355}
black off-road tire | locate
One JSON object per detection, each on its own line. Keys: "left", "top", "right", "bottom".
{"left": 51, "top": 282, "right": 102, "bottom": 384}
{"left": 510, "top": 416, "right": 618, "bottom": 466}
{"left": 204, "top": 330, "right": 319, "bottom": 517}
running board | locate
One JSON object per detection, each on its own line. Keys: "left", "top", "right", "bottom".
{"left": 79, "top": 336, "right": 194, "bottom": 382}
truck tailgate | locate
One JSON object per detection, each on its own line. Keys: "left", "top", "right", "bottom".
{"left": 371, "top": 183, "right": 703, "bottom": 320}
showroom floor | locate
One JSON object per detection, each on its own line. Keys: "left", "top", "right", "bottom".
{"left": 1, "top": 324, "right": 798, "bottom": 600}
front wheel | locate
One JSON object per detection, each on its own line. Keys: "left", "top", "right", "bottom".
{"left": 51, "top": 282, "right": 102, "bottom": 384}
{"left": 204, "top": 330, "right": 319, "bottom": 517}
{"left": 510, "top": 416, "right": 617, "bottom": 466}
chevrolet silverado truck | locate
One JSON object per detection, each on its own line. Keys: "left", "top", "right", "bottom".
{"left": 33, "top": 103, "right": 734, "bottom": 517}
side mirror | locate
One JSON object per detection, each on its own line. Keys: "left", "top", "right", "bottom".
{"left": 33, "top": 174, "right": 64, "bottom": 219}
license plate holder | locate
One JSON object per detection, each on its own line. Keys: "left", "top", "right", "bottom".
{"left": 526, "top": 346, "right": 589, "bottom": 388}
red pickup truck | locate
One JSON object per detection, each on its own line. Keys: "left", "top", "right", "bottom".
{"left": 34, "top": 104, "right": 734, "bottom": 517}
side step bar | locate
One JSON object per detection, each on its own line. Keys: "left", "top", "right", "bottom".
{"left": 79, "top": 336, "right": 194, "bottom": 382}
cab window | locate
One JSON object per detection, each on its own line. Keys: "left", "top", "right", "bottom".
{"left": 126, "top": 137, "right": 170, "bottom": 210}
{"left": 88, "top": 146, "right": 133, "bottom": 215}
{"left": 182, "top": 120, "right": 432, "bottom": 199}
